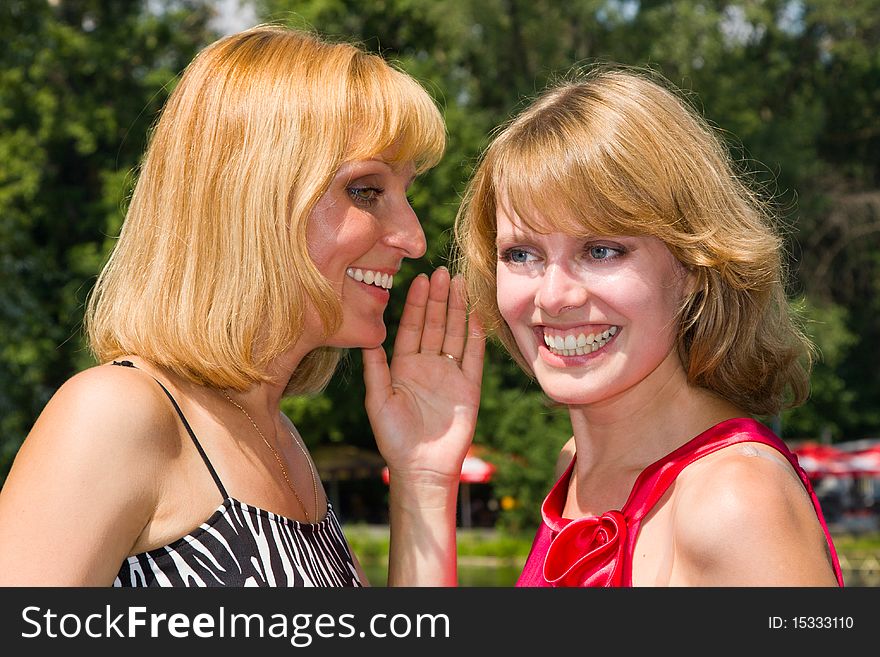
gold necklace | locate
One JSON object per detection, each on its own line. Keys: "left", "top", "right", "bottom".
{"left": 222, "top": 390, "right": 319, "bottom": 524}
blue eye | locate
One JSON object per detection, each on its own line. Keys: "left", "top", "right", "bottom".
{"left": 348, "top": 187, "right": 383, "bottom": 206}
{"left": 500, "top": 248, "right": 534, "bottom": 264}
{"left": 588, "top": 245, "right": 622, "bottom": 260}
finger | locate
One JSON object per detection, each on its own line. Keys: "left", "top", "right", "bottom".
{"left": 417, "top": 267, "right": 452, "bottom": 354}
{"left": 439, "top": 274, "right": 468, "bottom": 359}
{"left": 461, "top": 311, "right": 486, "bottom": 383}
{"left": 362, "top": 346, "right": 392, "bottom": 413}
{"left": 392, "top": 273, "right": 431, "bottom": 357}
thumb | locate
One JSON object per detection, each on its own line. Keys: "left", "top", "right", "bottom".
{"left": 361, "top": 346, "right": 392, "bottom": 411}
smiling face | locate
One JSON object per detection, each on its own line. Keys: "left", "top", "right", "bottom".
{"left": 305, "top": 152, "right": 425, "bottom": 349}
{"left": 495, "top": 205, "right": 691, "bottom": 406}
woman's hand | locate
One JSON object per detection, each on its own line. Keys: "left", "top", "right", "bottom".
{"left": 362, "top": 267, "right": 484, "bottom": 585}
{"left": 362, "top": 267, "right": 485, "bottom": 487}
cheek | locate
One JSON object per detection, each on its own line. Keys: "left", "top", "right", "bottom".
{"left": 311, "top": 223, "right": 377, "bottom": 277}
{"left": 625, "top": 279, "right": 684, "bottom": 342}
{"left": 306, "top": 209, "right": 338, "bottom": 272}
{"left": 306, "top": 233, "right": 334, "bottom": 274}
{"left": 495, "top": 269, "right": 530, "bottom": 323}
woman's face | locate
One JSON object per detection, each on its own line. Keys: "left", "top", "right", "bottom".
{"left": 306, "top": 151, "right": 425, "bottom": 349}
{"left": 494, "top": 203, "right": 691, "bottom": 406}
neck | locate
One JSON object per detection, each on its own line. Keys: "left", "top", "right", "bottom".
{"left": 223, "top": 343, "right": 315, "bottom": 420}
{"left": 567, "top": 357, "right": 744, "bottom": 477}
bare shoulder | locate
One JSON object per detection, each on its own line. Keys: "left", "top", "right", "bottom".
{"left": 674, "top": 444, "right": 800, "bottom": 542}
{"left": 555, "top": 436, "right": 576, "bottom": 479}
{"left": 2, "top": 361, "right": 183, "bottom": 510}
{"left": 27, "top": 363, "right": 180, "bottom": 455}
{"left": 671, "top": 443, "right": 839, "bottom": 585}
{"left": 0, "top": 362, "right": 181, "bottom": 584}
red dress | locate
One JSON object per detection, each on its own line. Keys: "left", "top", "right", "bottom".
{"left": 516, "top": 417, "right": 845, "bottom": 587}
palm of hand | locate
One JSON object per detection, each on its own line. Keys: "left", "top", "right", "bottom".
{"left": 362, "top": 269, "right": 485, "bottom": 482}
{"left": 380, "top": 350, "right": 481, "bottom": 475}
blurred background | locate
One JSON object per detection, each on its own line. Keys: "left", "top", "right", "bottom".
{"left": 2, "top": 0, "right": 879, "bottom": 585}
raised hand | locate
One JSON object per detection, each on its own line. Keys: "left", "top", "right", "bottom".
{"left": 362, "top": 267, "right": 485, "bottom": 485}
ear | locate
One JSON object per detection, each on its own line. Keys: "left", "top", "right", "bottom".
{"left": 679, "top": 262, "right": 701, "bottom": 301}
{"left": 681, "top": 265, "right": 703, "bottom": 299}
{"left": 673, "top": 263, "right": 705, "bottom": 330}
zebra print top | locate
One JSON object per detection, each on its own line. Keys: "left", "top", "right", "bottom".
{"left": 110, "top": 361, "right": 363, "bottom": 587}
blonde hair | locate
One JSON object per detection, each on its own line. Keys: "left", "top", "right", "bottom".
{"left": 86, "top": 25, "right": 445, "bottom": 394}
{"left": 454, "top": 65, "right": 813, "bottom": 416}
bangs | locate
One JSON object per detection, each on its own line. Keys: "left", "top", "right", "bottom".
{"left": 343, "top": 55, "right": 445, "bottom": 173}
{"left": 493, "top": 128, "right": 662, "bottom": 238}
{"left": 490, "top": 85, "right": 672, "bottom": 239}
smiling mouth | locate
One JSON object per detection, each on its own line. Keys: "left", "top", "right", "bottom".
{"left": 346, "top": 267, "right": 393, "bottom": 290}
{"left": 541, "top": 326, "right": 619, "bottom": 356}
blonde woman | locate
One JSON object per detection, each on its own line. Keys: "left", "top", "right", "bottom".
{"left": 0, "top": 25, "right": 484, "bottom": 586}
{"left": 454, "top": 66, "right": 843, "bottom": 586}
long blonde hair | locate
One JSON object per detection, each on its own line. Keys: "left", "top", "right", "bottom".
{"left": 86, "top": 25, "right": 445, "bottom": 394}
{"left": 455, "top": 65, "right": 812, "bottom": 415}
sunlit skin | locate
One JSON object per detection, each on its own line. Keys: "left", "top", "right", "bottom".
{"left": 305, "top": 153, "right": 425, "bottom": 350}
{"left": 494, "top": 203, "right": 839, "bottom": 586}
{"left": 494, "top": 205, "right": 692, "bottom": 411}
{"left": 304, "top": 153, "right": 487, "bottom": 584}
{"left": 305, "top": 149, "right": 487, "bottom": 524}
{"left": 0, "top": 151, "right": 485, "bottom": 587}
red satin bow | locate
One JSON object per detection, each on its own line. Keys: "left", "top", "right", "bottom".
{"left": 542, "top": 510, "right": 627, "bottom": 587}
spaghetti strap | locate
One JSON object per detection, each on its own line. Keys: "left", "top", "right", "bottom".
{"left": 111, "top": 360, "right": 229, "bottom": 500}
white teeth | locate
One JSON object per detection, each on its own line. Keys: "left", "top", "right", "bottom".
{"left": 542, "top": 327, "right": 619, "bottom": 357}
{"left": 346, "top": 267, "right": 393, "bottom": 290}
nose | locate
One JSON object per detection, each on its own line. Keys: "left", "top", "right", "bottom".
{"left": 384, "top": 199, "right": 427, "bottom": 259}
{"left": 535, "top": 262, "right": 589, "bottom": 316}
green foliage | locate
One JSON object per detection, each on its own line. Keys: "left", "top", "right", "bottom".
{"left": 0, "top": 0, "right": 215, "bottom": 481}
{"left": 473, "top": 346, "right": 571, "bottom": 532}
{"left": 2, "top": 2, "right": 879, "bottom": 536}
{"left": 257, "top": 0, "right": 880, "bottom": 532}
{"left": 781, "top": 298, "right": 858, "bottom": 440}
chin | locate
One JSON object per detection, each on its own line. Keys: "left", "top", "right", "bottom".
{"left": 535, "top": 379, "right": 603, "bottom": 406}
{"left": 362, "top": 335, "right": 386, "bottom": 349}
{"left": 543, "top": 390, "right": 590, "bottom": 406}
{"left": 331, "top": 325, "right": 387, "bottom": 349}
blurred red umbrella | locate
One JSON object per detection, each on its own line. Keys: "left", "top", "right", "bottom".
{"left": 381, "top": 446, "right": 496, "bottom": 527}
{"left": 847, "top": 446, "right": 880, "bottom": 477}
{"left": 381, "top": 445, "right": 496, "bottom": 484}
{"left": 792, "top": 443, "right": 863, "bottom": 479}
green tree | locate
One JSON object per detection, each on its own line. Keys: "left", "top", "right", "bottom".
{"left": 4, "top": 0, "right": 877, "bottom": 531}
{"left": 259, "top": 0, "right": 880, "bottom": 529}
{"left": 0, "top": 0, "right": 216, "bottom": 480}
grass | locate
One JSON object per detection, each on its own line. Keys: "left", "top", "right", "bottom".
{"left": 344, "top": 524, "right": 533, "bottom": 564}
{"left": 830, "top": 531, "right": 880, "bottom": 553}
{"left": 345, "top": 524, "right": 880, "bottom": 586}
